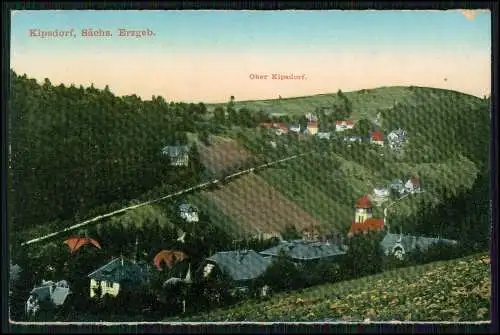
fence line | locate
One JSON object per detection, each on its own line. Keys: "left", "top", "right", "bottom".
{"left": 20, "top": 152, "right": 309, "bottom": 247}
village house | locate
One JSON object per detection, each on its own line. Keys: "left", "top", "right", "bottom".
{"left": 380, "top": 232, "right": 458, "bottom": 260}
{"left": 343, "top": 135, "right": 363, "bottom": 143}
{"left": 179, "top": 203, "right": 199, "bottom": 223}
{"left": 161, "top": 145, "right": 190, "bottom": 167}
{"left": 289, "top": 125, "right": 302, "bottom": 133}
{"left": 275, "top": 123, "right": 289, "bottom": 135}
{"left": 305, "top": 112, "right": 318, "bottom": 122}
{"left": 25, "top": 280, "right": 71, "bottom": 317}
{"left": 387, "top": 128, "right": 406, "bottom": 150}
{"left": 306, "top": 120, "right": 318, "bottom": 135}
{"left": 88, "top": 257, "right": 150, "bottom": 299}
{"left": 200, "top": 250, "right": 272, "bottom": 296}
{"left": 316, "top": 132, "right": 332, "bottom": 140}
{"left": 335, "top": 120, "right": 355, "bottom": 132}
{"left": 404, "top": 175, "right": 421, "bottom": 194}
{"left": 370, "top": 131, "right": 385, "bottom": 146}
{"left": 390, "top": 179, "right": 406, "bottom": 195}
{"left": 347, "top": 195, "right": 385, "bottom": 237}
{"left": 259, "top": 239, "right": 347, "bottom": 265}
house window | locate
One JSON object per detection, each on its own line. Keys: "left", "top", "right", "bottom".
{"left": 106, "top": 282, "right": 113, "bottom": 288}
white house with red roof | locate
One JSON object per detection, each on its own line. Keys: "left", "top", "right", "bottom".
{"left": 275, "top": 123, "right": 289, "bottom": 135}
{"left": 335, "top": 120, "right": 355, "bottom": 132}
{"left": 370, "top": 131, "right": 384, "bottom": 146}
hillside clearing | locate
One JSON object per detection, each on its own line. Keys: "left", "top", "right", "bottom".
{"left": 201, "top": 173, "right": 323, "bottom": 236}
{"left": 198, "top": 136, "right": 253, "bottom": 176}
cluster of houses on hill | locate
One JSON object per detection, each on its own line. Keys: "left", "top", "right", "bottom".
{"left": 20, "top": 189, "right": 457, "bottom": 317}
{"left": 370, "top": 175, "right": 422, "bottom": 206}
{"left": 259, "top": 117, "right": 406, "bottom": 150}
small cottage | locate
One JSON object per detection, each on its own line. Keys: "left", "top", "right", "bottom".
{"left": 335, "top": 120, "right": 355, "bottom": 132}
{"left": 316, "top": 132, "right": 332, "bottom": 140}
{"left": 200, "top": 250, "right": 272, "bottom": 295}
{"left": 161, "top": 145, "right": 190, "bottom": 167}
{"left": 179, "top": 203, "right": 199, "bottom": 223}
{"left": 370, "top": 131, "right": 384, "bottom": 146}
{"left": 380, "top": 232, "right": 458, "bottom": 260}
{"left": 343, "top": 136, "right": 363, "bottom": 143}
{"left": 88, "top": 257, "right": 149, "bottom": 298}
{"left": 306, "top": 121, "right": 318, "bottom": 135}
{"left": 387, "top": 128, "right": 406, "bottom": 150}
{"left": 25, "top": 280, "right": 71, "bottom": 317}
{"left": 404, "top": 175, "right": 421, "bottom": 193}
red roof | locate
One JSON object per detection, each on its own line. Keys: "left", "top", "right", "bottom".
{"left": 260, "top": 123, "right": 273, "bottom": 129}
{"left": 278, "top": 123, "right": 289, "bottom": 131}
{"left": 347, "top": 218, "right": 385, "bottom": 236}
{"left": 411, "top": 175, "right": 420, "bottom": 185}
{"left": 336, "top": 120, "right": 354, "bottom": 126}
{"left": 371, "top": 131, "right": 384, "bottom": 141}
{"left": 356, "top": 195, "right": 372, "bottom": 209}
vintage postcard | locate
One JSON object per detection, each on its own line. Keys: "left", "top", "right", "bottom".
{"left": 7, "top": 9, "right": 492, "bottom": 326}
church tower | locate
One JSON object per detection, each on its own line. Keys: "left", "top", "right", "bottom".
{"left": 355, "top": 195, "right": 373, "bottom": 224}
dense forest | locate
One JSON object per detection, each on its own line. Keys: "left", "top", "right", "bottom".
{"left": 9, "top": 70, "right": 272, "bottom": 240}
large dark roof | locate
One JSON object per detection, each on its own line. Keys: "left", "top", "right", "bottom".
{"left": 380, "top": 232, "right": 458, "bottom": 254}
{"left": 162, "top": 145, "right": 189, "bottom": 156}
{"left": 259, "top": 240, "right": 347, "bottom": 261}
{"left": 206, "top": 250, "right": 272, "bottom": 282}
{"left": 87, "top": 257, "right": 148, "bottom": 284}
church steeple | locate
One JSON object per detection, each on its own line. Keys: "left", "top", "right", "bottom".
{"left": 354, "top": 195, "right": 373, "bottom": 224}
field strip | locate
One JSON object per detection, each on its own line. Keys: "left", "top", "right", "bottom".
{"left": 20, "top": 153, "right": 309, "bottom": 247}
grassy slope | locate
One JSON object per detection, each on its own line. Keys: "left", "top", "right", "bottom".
{"left": 233, "top": 86, "right": 484, "bottom": 236}
{"left": 207, "top": 86, "right": 418, "bottom": 118}
{"left": 166, "top": 253, "right": 491, "bottom": 322}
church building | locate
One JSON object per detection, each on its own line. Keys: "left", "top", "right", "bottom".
{"left": 347, "top": 195, "right": 385, "bottom": 237}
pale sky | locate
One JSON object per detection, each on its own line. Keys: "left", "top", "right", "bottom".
{"left": 11, "top": 10, "right": 491, "bottom": 103}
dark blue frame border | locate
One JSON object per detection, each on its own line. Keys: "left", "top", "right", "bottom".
{"left": 2, "top": 1, "right": 498, "bottom": 334}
